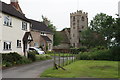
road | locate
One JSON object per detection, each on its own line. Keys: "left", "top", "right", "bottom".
{"left": 2, "top": 59, "right": 55, "bottom": 78}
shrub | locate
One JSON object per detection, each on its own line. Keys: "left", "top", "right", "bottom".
{"left": 78, "top": 47, "right": 88, "bottom": 52}
{"left": 36, "top": 54, "right": 52, "bottom": 61}
{"left": 76, "top": 49, "right": 114, "bottom": 61}
{"left": 109, "top": 46, "right": 120, "bottom": 61}
{"left": 2, "top": 52, "right": 33, "bottom": 67}
{"left": 28, "top": 51, "right": 36, "bottom": 61}
{"left": 16, "top": 57, "right": 32, "bottom": 64}
{"left": 46, "top": 51, "right": 54, "bottom": 54}
{"left": 2, "top": 61, "right": 12, "bottom": 67}
{"left": 2, "top": 52, "right": 22, "bottom": 64}
{"left": 90, "top": 46, "right": 106, "bottom": 52}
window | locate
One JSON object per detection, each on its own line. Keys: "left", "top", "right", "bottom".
{"left": 77, "top": 20, "right": 79, "bottom": 26}
{"left": 73, "top": 27, "right": 75, "bottom": 29}
{"left": 41, "top": 32, "right": 46, "bottom": 36}
{"left": 34, "top": 42, "right": 39, "bottom": 47}
{"left": 4, "top": 16, "right": 12, "bottom": 27}
{"left": 17, "top": 40, "right": 21, "bottom": 48}
{"left": 73, "top": 22, "right": 75, "bottom": 25}
{"left": 82, "top": 26, "right": 84, "bottom": 29}
{"left": 3, "top": 41, "right": 12, "bottom": 50}
{"left": 81, "top": 16, "right": 84, "bottom": 21}
{"left": 73, "top": 16, "right": 75, "bottom": 21}
{"left": 22, "top": 21, "right": 27, "bottom": 30}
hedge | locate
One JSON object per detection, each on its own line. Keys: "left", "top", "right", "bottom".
{"left": 76, "top": 46, "right": 120, "bottom": 61}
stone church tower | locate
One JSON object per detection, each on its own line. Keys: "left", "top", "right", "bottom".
{"left": 70, "top": 10, "right": 88, "bottom": 48}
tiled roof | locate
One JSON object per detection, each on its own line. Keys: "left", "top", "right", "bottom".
{"left": 28, "top": 19, "right": 52, "bottom": 33}
{"left": 0, "top": 1, "right": 29, "bottom": 22}
{"left": 41, "top": 36, "right": 52, "bottom": 42}
{"left": 23, "top": 32, "right": 33, "bottom": 43}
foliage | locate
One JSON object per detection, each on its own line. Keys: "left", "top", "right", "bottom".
{"left": 81, "top": 13, "right": 120, "bottom": 48}
{"left": 28, "top": 51, "right": 36, "bottom": 61}
{"left": 36, "top": 54, "right": 52, "bottom": 61}
{"left": 42, "top": 15, "right": 63, "bottom": 46}
{"left": 109, "top": 46, "right": 120, "bottom": 61}
{"left": 16, "top": 57, "right": 32, "bottom": 64}
{"left": 76, "top": 47, "right": 120, "bottom": 61}
{"left": 2, "top": 52, "right": 22, "bottom": 64}
{"left": 53, "top": 31, "right": 63, "bottom": 46}
{"left": 2, "top": 52, "right": 32, "bottom": 67}
{"left": 81, "top": 28, "right": 107, "bottom": 48}
{"left": 2, "top": 52, "right": 52, "bottom": 68}
{"left": 40, "top": 60, "right": 118, "bottom": 78}
{"left": 112, "top": 18, "right": 120, "bottom": 46}
{"left": 89, "top": 13, "right": 120, "bottom": 47}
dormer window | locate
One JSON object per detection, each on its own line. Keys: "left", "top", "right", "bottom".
{"left": 22, "top": 21, "right": 27, "bottom": 31}
{"left": 4, "top": 16, "right": 12, "bottom": 27}
{"left": 41, "top": 32, "right": 46, "bottom": 36}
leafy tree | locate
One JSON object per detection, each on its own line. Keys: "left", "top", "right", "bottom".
{"left": 90, "top": 13, "right": 116, "bottom": 47}
{"left": 81, "top": 13, "right": 120, "bottom": 48}
{"left": 42, "top": 15, "right": 63, "bottom": 46}
{"left": 81, "top": 28, "right": 107, "bottom": 48}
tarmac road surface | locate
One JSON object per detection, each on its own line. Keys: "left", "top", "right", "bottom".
{"left": 2, "top": 59, "right": 55, "bottom": 78}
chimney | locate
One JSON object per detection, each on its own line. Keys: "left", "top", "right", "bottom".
{"left": 10, "top": 0, "right": 19, "bottom": 9}
{"left": 10, "top": 0, "right": 23, "bottom": 13}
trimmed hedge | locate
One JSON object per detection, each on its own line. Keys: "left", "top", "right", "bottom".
{"left": 77, "top": 46, "right": 120, "bottom": 61}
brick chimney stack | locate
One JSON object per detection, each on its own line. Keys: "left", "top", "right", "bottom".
{"left": 10, "top": 0, "right": 23, "bottom": 13}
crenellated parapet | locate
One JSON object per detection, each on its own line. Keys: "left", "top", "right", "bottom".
{"left": 70, "top": 10, "right": 88, "bottom": 16}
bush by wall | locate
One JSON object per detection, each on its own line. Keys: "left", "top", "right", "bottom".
{"left": 2, "top": 51, "right": 52, "bottom": 68}
{"left": 2, "top": 52, "right": 32, "bottom": 67}
{"left": 28, "top": 51, "right": 36, "bottom": 61}
{"left": 2, "top": 52, "right": 22, "bottom": 64}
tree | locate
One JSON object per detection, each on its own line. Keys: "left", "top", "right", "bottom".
{"left": 42, "top": 15, "right": 63, "bottom": 46}
{"left": 90, "top": 13, "right": 116, "bottom": 47}
{"left": 112, "top": 18, "right": 120, "bottom": 46}
{"left": 81, "top": 28, "right": 107, "bottom": 48}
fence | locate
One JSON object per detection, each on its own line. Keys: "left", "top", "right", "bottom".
{"left": 53, "top": 49, "right": 79, "bottom": 70}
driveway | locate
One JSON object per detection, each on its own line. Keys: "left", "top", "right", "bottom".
{"left": 2, "top": 59, "right": 55, "bottom": 78}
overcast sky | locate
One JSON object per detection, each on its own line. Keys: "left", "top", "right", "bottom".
{"left": 2, "top": 0, "right": 120, "bottom": 31}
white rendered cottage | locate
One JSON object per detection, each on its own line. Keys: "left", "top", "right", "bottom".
{"left": 0, "top": 0, "right": 32, "bottom": 56}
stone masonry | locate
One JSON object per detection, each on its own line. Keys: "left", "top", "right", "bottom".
{"left": 70, "top": 10, "right": 88, "bottom": 48}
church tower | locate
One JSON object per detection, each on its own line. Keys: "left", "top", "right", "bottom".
{"left": 70, "top": 10, "right": 88, "bottom": 48}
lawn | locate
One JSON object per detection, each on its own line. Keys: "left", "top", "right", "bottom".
{"left": 40, "top": 60, "right": 119, "bottom": 78}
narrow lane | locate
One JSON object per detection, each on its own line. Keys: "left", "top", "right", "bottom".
{"left": 2, "top": 59, "right": 54, "bottom": 78}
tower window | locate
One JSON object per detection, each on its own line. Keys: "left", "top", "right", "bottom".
{"left": 82, "top": 26, "right": 84, "bottom": 29}
{"left": 73, "top": 16, "right": 75, "bottom": 21}
{"left": 82, "top": 16, "right": 84, "bottom": 21}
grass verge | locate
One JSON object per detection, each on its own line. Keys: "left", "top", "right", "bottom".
{"left": 40, "top": 60, "right": 119, "bottom": 78}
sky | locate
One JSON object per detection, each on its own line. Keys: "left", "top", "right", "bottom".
{"left": 2, "top": 0, "right": 120, "bottom": 31}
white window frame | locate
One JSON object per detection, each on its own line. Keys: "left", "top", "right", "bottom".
{"left": 3, "top": 41, "right": 12, "bottom": 50}
{"left": 4, "top": 16, "right": 12, "bottom": 27}
{"left": 22, "top": 21, "right": 27, "bottom": 31}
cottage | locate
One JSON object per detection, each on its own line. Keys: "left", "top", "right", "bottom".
{"left": 0, "top": 0, "right": 33, "bottom": 56}
{"left": 28, "top": 19, "right": 53, "bottom": 51}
